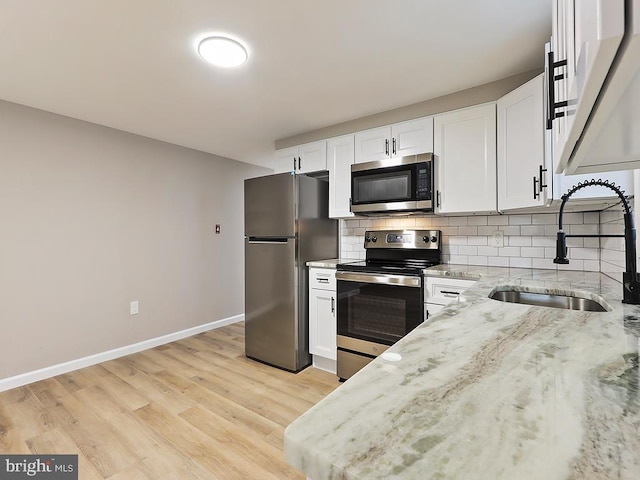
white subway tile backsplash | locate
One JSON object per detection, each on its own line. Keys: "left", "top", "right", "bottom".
{"left": 449, "top": 217, "right": 468, "bottom": 226}
{"left": 558, "top": 259, "right": 584, "bottom": 270}
{"left": 520, "top": 247, "right": 545, "bottom": 258}
{"left": 520, "top": 225, "right": 546, "bottom": 236}
{"left": 532, "top": 258, "right": 555, "bottom": 269}
{"left": 487, "top": 256, "right": 510, "bottom": 267}
{"left": 478, "top": 246, "right": 500, "bottom": 256}
{"left": 569, "top": 248, "right": 598, "bottom": 260}
{"left": 448, "top": 236, "right": 469, "bottom": 246}
{"left": 601, "top": 237, "right": 624, "bottom": 250}
{"left": 584, "top": 238, "right": 600, "bottom": 248}
{"left": 584, "top": 260, "right": 601, "bottom": 271}
{"left": 563, "top": 212, "right": 584, "bottom": 224}
{"left": 341, "top": 210, "right": 623, "bottom": 274}
{"left": 430, "top": 217, "right": 450, "bottom": 227}
{"left": 449, "top": 255, "right": 469, "bottom": 264}
{"left": 468, "top": 256, "right": 488, "bottom": 266}
{"left": 501, "top": 226, "right": 521, "bottom": 236}
{"left": 532, "top": 213, "right": 557, "bottom": 225}
{"left": 509, "top": 215, "right": 532, "bottom": 225}
{"left": 468, "top": 236, "right": 489, "bottom": 246}
{"left": 510, "top": 257, "right": 532, "bottom": 268}
{"left": 584, "top": 212, "right": 599, "bottom": 224}
{"left": 499, "top": 247, "right": 521, "bottom": 257}
{"left": 468, "top": 216, "right": 489, "bottom": 225}
{"left": 508, "top": 236, "right": 532, "bottom": 247}
{"left": 531, "top": 236, "right": 555, "bottom": 247}
{"left": 459, "top": 245, "right": 478, "bottom": 256}
{"left": 487, "top": 215, "right": 509, "bottom": 225}
{"left": 459, "top": 226, "right": 479, "bottom": 236}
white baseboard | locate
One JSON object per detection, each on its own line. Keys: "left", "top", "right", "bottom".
{"left": 0, "top": 314, "right": 244, "bottom": 392}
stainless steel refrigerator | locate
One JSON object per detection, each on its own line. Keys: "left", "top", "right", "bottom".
{"left": 244, "top": 173, "right": 338, "bottom": 372}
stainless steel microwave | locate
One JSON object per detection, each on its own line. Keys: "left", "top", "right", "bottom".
{"left": 350, "top": 153, "right": 434, "bottom": 215}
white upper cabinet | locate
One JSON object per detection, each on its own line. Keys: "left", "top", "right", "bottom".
{"left": 434, "top": 104, "right": 497, "bottom": 214}
{"left": 497, "top": 74, "right": 549, "bottom": 211}
{"left": 327, "top": 134, "right": 355, "bottom": 218}
{"left": 354, "top": 117, "right": 433, "bottom": 164}
{"left": 549, "top": 0, "right": 629, "bottom": 174}
{"left": 274, "top": 140, "right": 327, "bottom": 174}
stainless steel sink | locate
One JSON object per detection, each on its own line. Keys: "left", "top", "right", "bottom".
{"left": 488, "top": 289, "right": 610, "bottom": 312}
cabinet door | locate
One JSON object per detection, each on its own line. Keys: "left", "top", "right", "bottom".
{"left": 274, "top": 146, "right": 298, "bottom": 174}
{"left": 497, "top": 74, "right": 547, "bottom": 211}
{"left": 298, "top": 140, "right": 327, "bottom": 174}
{"left": 391, "top": 117, "right": 434, "bottom": 157}
{"left": 551, "top": 0, "right": 625, "bottom": 174}
{"left": 328, "top": 134, "right": 355, "bottom": 218}
{"left": 434, "top": 104, "right": 497, "bottom": 214}
{"left": 354, "top": 126, "right": 391, "bottom": 163}
{"left": 309, "top": 288, "right": 337, "bottom": 360}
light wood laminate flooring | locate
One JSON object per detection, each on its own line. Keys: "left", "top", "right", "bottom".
{"left": 0, "top": 322, "right": 340, "bottom": 479}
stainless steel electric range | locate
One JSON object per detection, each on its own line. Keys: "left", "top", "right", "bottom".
{"left": 335, "top": 229, "right": 441, "bottom": 380}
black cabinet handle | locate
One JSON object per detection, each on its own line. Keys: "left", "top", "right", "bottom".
{"left": 293, "top": 157, "right": 297, "bottom": 171}
{"left": 533, "top": 176, "right": 540, "bottom": 200}
{"left": 331, "top": 297, "right": 335, "bottom": 314}
{"left": 298, "top": 156, "right": 302, "bottom": 170}
{"left": 385, "top": 139, "right": 389, "bottom": 156}
{"left": 392, "top": 138, "right": 397, "bottom": 155}
{"left": 539, "top": 164, "right": 547, "bottom": 191}
{"left": 546, "top": 50, "right": 569, "bottom": 130}
{"left": 436, "top": 190, "right": 441, "bottom": 208}
{"left": 440, "top": 290, "right": 460, "bottom": 296}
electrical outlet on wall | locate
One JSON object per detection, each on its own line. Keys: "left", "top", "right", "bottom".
{"left": 491, "top": 231, "right": 504, "bottom": 248}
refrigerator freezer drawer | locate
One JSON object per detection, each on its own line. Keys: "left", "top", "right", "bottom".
{"left": 244, "top": 238, "right": 307, "bottom": 371}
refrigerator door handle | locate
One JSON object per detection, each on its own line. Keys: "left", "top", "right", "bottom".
{"left": 246, "top": 237, "right": 292, "bottom": 244}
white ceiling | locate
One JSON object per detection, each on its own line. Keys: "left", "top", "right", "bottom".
{"left": 0, "top": 0, "right": 551, "bottom": 168}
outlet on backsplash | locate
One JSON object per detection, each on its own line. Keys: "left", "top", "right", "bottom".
{"left": 491, "top": 231, "right": 504, "bottom": 248}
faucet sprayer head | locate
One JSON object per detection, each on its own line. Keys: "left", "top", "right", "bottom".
{"left": 553, "top": 231, "right": 569, "bottom": 264}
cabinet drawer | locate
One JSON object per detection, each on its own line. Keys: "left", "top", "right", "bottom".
{"left": 425, "top": 277, "right": 476, "bottom": 306}
{"left": 309, "top": 267, "right": 336, "bottom": 290}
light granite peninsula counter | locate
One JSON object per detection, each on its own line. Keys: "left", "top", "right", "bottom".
{"left": 284, "top": 266, "right": 640, "bottom": 480}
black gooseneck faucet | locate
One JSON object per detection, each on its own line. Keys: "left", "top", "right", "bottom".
{"left": 553, "top": 178, "right": 640, "bottom": 305}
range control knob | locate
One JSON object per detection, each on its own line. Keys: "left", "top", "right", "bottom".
{"left": 365, "top": 235, "right": 370, "bottom": 243}
{"left": 371, "top": 235, "right": 377, "bottom": 243}
{"left": 430, "top": 236, "right": 438, "bottom": 243}
{"left": 422, "top": 235, "right": 429, "bottom": 243}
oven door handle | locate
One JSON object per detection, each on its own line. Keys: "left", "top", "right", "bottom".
{"left": 336, "top": 271, "right": 421, "bottom": 287}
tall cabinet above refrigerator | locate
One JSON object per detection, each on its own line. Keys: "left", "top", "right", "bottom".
{"left": 244, "top": 173, "right": 338, "bottom": 372}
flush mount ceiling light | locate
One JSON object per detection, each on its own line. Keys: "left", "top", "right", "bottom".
{"left": 197, "top": 36, "right": 248, "bottom": 67}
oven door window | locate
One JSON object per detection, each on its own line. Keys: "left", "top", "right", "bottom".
{"left": 337, "top": 279, "right": 423, "bottom": 345}
{"left": 352, "top": 167, "right": 413, "bottom": 204}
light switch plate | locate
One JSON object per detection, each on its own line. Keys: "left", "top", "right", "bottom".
{"left": 130, "top": 301, "right": 139, "bottom": 315}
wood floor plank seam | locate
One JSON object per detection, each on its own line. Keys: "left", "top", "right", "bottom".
{"left": 0, "top": 322, "right": 339, "bottom": 479}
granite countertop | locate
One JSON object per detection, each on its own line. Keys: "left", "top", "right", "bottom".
{"left": 284, "top": 266, "right": 640, "bottom": 479}
{"left": 307, "top": 258, "right": 353, "bottom": 268}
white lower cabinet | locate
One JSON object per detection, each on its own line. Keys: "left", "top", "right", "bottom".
{"left": 424, "top": 276, "right": 476, "bottom": 321}
{"left": 309, "top": 267, "right": 337, "bottom": 373}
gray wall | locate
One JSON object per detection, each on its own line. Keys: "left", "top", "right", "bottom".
{"left": 276, "top": 69, "right": 541, "bottom": 149}
{"left": 0, "top": 100, "right": 268, "bottom": 379}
